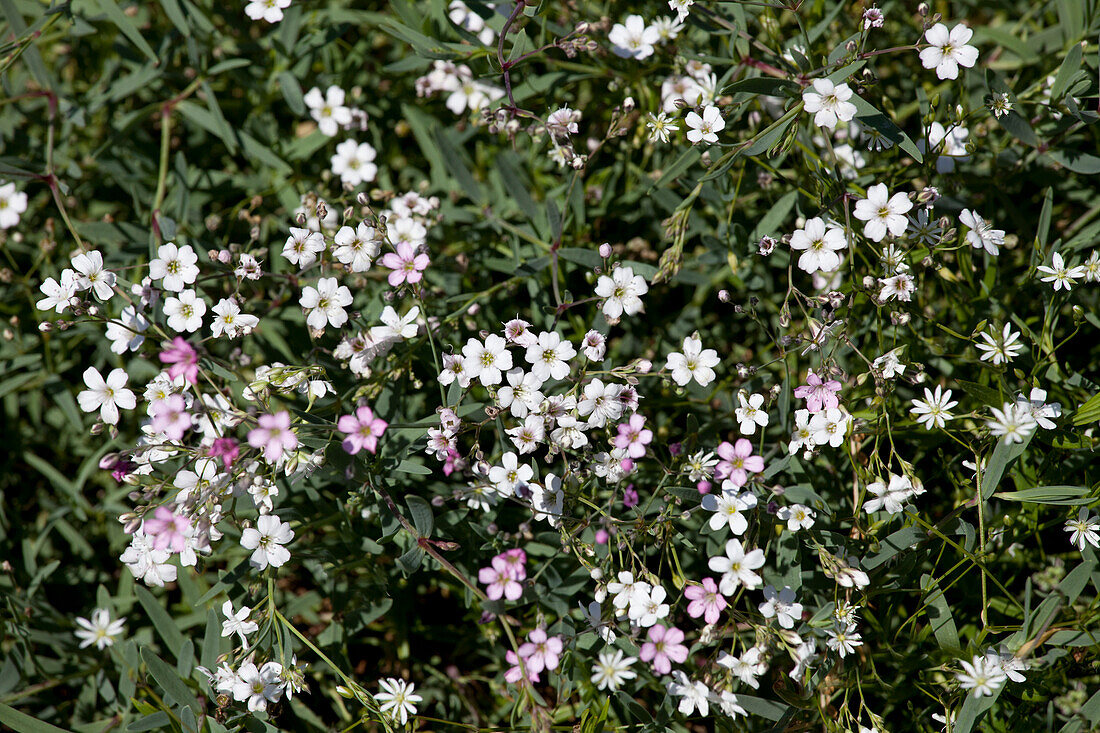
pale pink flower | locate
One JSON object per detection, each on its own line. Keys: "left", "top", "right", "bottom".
{"left": 150, "top": 394, "right": 192, "bottom": 440}
{"left": 613, "top": 414, "right": 653, "bottom": 458}
{"left": 143, "top": 506, "right": 191, "bottom": 553}
{"left": 684, "top": 577, "right": 726, "bottom": 624}
{"left": 715, "top": 439, "right": 764, "bottom": 487}
{"left": 380, "top": 242, "right": 430, "bottom": 287}
{"left": 793, "top": 369, "right": 842, "bottom": 412}
{"left": 159, "top": 337, "right": 199, "bottom": 384}
{"left": 518, "top": 627, "right": 563, "bottom": 674}
{"left": 639, "top": 624, "right": 688, "bottom": 674}
{"left": 338, "top": 405, "right": 388, "bottom": 455}
{"left": 248, "top": 411, "right": 298, "bottom": 462}
{"left": 479, "top": 556, "right": 523, "bottom": 600}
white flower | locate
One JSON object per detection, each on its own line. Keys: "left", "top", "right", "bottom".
{"left": 488, "top": 451, "right": 534, "bottom": 497}
{"left": 1016, "top": 387, "right": 1060, "bottom": 430}
{"left": 825, "top": 623, "right": 863, "bottom": 658}
{"left": 304, "top": 85, "right": 352, "bottom": 137}
{"left": 221, "top": 600, "right": 259, "bottom": 649}
{"left": 790, "top": 217, "right": 847, "bottom": 274}
{"left": 878, "top": 272, "right": 916, "bottom": 302}
{"left": 375, "top": 677, "right": 422, "bottom": 725}
{"left": 74, "top": 608, "right": 126, "bottom": 649}
{"left": 872, "top": 348, "right": 905, "bottom": 378}
{"left": 608, "top": 15, "right": 660, "bottom": 60}
{"left": 708, "top": 539, "right": 765, "bottom": 594}
{"left": 920, "top": 23, "right": 979, "bottom": 80}
{"left": 777, "top": 503, "right": 815, "bottom": 532}
{"left": 0, "top": 181, "right": 28, "bottom": 228}
{"left": 1065, "top": 509, "right": 1100, "bottom": 551}
{"left": 578, "top": 378, "right": 624, "bottom": 428}
{"left": 717, "top": 646, "right": 766, "bottom": 688}
{"left": 37, "top": 269, "right": 80, "bottom": 313}
{"left": 666, "top": 335, "right": 720, "bottom": 387}
{"left": 370, "top": 305, "right": 420, "bottom": 344}
{"left": 333, "top": 221, "right": 380, "bottom": 272}
{"left": 701, "top": 490, "right": 757, "bottom": 534}
{"left": 628, "top": 583, "right": 670, "bottom": 628}
{"left": 163, "top": 289, "right": 208, "bottom": 333}
{"left": 685, "top": 104, "right": 725, "bottom": 145}
{"left": 529, "top": 473, "right": 564, "bottom": 527}
{"left": 802, "top": 79, "right": 857, "bottom": 129}
{"left": 525, "top": 331, "right": 576, "bottom": 382}
{"left": 462, "top": 334, "right": 513, "bottom": 386}
{"left": 910, "top": 385, "right": 957, "bottom": 430}
{"left": 497, "top": 369, "right": 545, "bottom": 419}
{"left": 667, "top": 671, "right": 710, "bottom": 716}
{"left": 211, "top": 298, "right": 259, "bottom": 338}
{"left": 759, "top": 585, "right": 803, "bottom": 629}
{"left": 923, "top": 122, "right": 970, "bottom": 173}
{"left": 959, "top": 209, "right": 1004, "bottom": 256}
{"left": 449, "top": 0, "right": 494, "bottom": 45}
{"left": 244, "top": 0, "right": 291, "bottom": 23}
{"left": 77, "top": 367, "right": 136, "bottom": 425}
{"left": 595, "top": 266, "right": 648, "bottom": 321}
{"left": 120, "top": 530, "right": 177, "bottom": 587}
{"left": 581, "top": 330, "right": 606, "bottom": 361}
{"left": 735, "top": 391, "right": 769, "bottom": 435}
{"left": 591, "top": 649, "right": 637, "bottom": 691}
{"left": 975, "top": 323, "right": 1023, "bottom": 365}
{"left": 300, "top": 277, "right": 353, "bottom": 331}
{"left": 105, "top": 305, "right": 149, "bottom": 354}
{"left": 668, "top": 0, "right": 694, "bottom": 23}
{"left": 330, "top": 139, "right": 378, "bottom": 186}
{"left": 149, "top": 243, "right": 200, "bottom": 293}
{"left": 233, "top": 661, "right": 284, "bottom": 712}
{"left": 1036, "top": 252, "right": 1086, "bottom": 291}
{"left": 864, "top": 474, "right": 913, "bottom": 515}
{"left": 808, "top": 407, "right": 850, "bottom": 447}
{"left": 646, "top": 112, "right": 680, "bottom": 143}
{"left": 71, "top": 250, "right": 116, "bottom": 301}
{"left": 853, "top": 184, "right": 912, "bottom": 242}
{"left": 956, "top": 654, "right": 1006, "bottom": 698}
{"left": 240, "top": 514, "right": 294, "bottom": 570}
{"left": 607, "top": 571, "right": 647, "bottom": 610}
{"left": 283, "top": 226, "right": 326, "bottom": 269}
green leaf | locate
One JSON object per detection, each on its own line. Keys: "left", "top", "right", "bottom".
{"left": 432, "top": 127, "right": 481, "bottom": 202}
{"left": 851, "top": 96, "right": 923, "bottom": 163}
{"left": 88, "top": 0, "right": 158, "bottom": 63}
{"left": 557, "top": 247, "right": 601, "bottom": 268}
{"left": 1046, "top": 150, "right": 1100, "bottom": 175}
{"left": 954, "top": 684, "right": 1002, "bottom": 733}
{"left": 1073, "top": 392, "right": 1100, "bottom": 426}
{"left": 920, "top": 574, "right": 959, "bottom": 650}
{"left": 1050, "top": 43, "right": 1083, "bottom": 103}
{"left": 135, "top": 585, "right": 185, "bottom": 658}
{"left": 395, "top": 460, "right": 432, "bottom": 475}
{"left": 863, "top": 526, "right": 925, "bottom": 569}
{"left": 641, "top": 147, "right": 701, "bottom": 193}
{"left": 277, "top": 71, "right": 305, "bottom": 116}
{"left": 141, "top": 648, "right": 200, "bottom": 713}
{"left": 495, "top": 152, "right": 540, "bottom": 228}
{"left": 994, "top": 486, "right": 1093, "bottom": 505}
{"left": 405, "top": 495, "right": 434, "bottom": 537}
{"left": 0, "top": 703, "right": 72, "bottom": 733}
{"left": 980, "top": 432, "right": 1035, "bottom": 501}
{"left": 157, "top": 0, "right": 191, "bottom": 36}
{"left": 723, "top": 77, "right": 800, "bottom": 97}
{"left": 1037, "top": 187, "right": 1054, "bottom": 246}
{"left": 0, "top": 0, "right": 54, "bottom": 89}
{"left": 396, "top": 545, "right": 424, "bottom": 574}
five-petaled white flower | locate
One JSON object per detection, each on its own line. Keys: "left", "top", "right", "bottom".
{"left": 164, "top": 289, "right": 208, "bottom": 333}
{"left": 920, "top": 23, "right": 979, "bottom": 80}
{"left": 240, "top": 514, "right": 294, "bottom": 570}
{"left": 304, "top": 85, "right": 352, "bottom": 137}
{"left": 1065, "top": 509, "right": 1100, "bottom": 551}
{"left": 595, "top": 266, "right": 648, "bottom": 321}
{"left": 685, "top": 105, "right": 725, "bottom": 144}
{"left": 608, "top": 15, "right": 660, "bottom": 60}
{"left": 790, "top": 217, "right": 847, "bottom": 274}
{"left": 78, "top": 367, "right": 136, "bottom": 425}
{"left": 853, "top": 183, "right": 912, "bottom": 242}
{"left": 71, "top": 250, "right": 117, "bottom": 301}
{"left": 802, "top": 79, "right": 857, "bottom": 129}
{"left": 959, "top": 209, "right": 1005, "bottom": 256}
{"left": 149, "top": 242, "right": 200, "bottom": 292}
{"left": 331, "top": 139, "right": 378, "bottom": 186}
{"left": 708, "top": 538, "right": 765, "bottom": 594}
{"left": 221, "top": 600, "right": 259, "bottom": 649}
{"left": 300, "top": 277, "right": 353, "bottom": 331}
{"left": 665, "top": 335, "right": 720, "bottom": 387}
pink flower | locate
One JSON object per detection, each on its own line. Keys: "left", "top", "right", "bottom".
{"left": 504, "top": 649, "right": 539, "bottom": 685}
{"left": 697, "top": 480, "right": 712, "bottom": 495}
{"left": 159, "top": 337, "right": 199, "bottom": 384}
{"left": 247, "top": 411, "right": 298, "bottom": 462}
{"left": 518, "top": 627, "right": 563, "bottom": 675}
{"left": 595, "top": 529, "right": 610, "bottom": 544}
{"left": 479, "top": 556, "right": 523, "bottom": 601}
{"left": 208, "top": 437, "right": 240, "bottom": 470}
{"left": 150, "top": 394, "right": 192, "bottom": 440}
{"left": 623, "top": 485, "right": 639, "bottom": 508}
{"left": 684, "top": 577, "right": 727, "bottom": 624}
{"left": 143, "top": 506, "right": 191, "bottom": 553}
{"left": 499, "top": 548, "right": 527, "bottom": 579}
{"left": 337, "top": 405, "right": 388, "bottom": 455}
{"left": 442, "top": 448, "right": 464, "bottom": 476}
{"left": 613, "top": 413, "right": 653, "bottom": 458}
{"left": 715, "top": 439, "right": 764, "bottom": 487}
{"left": 639, "top": 624, "right": 688, "bottom": 674}
{"left": 793, "top": 369, "right": 842, "bottom": 413}
{"left": 380, "top": 241, "right": 430, "bottom": 287}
